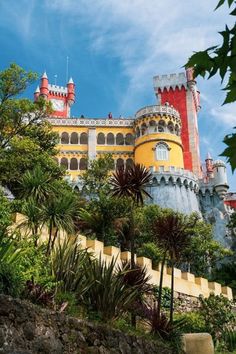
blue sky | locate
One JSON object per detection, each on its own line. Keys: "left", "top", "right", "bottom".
{"left": 0, "top": 0, "right": 235, "bottom": 190}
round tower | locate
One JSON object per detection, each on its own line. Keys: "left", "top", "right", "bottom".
{"left": 39, "top": 72, "right": 49, "bottom": 99}
{"left": 134, "top": 103, "right": 183, "bottom": 170}
{"left": 34, "top": 86, "right": 40, "bottom": 102}
{"left": 205, "top": 152, "right": 213, "bottom": 178}
{"left": 213, "top": 160, "right": 229, "bottom": 199}
{"left": 67, "top": 77, "right": 75, "bottom": 107}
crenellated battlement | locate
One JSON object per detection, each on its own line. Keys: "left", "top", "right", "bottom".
{"left": 78, "top": 235, "right": 233, "bottom": 300}
{"left": 48, "top": 84, "right": 68, "bottom": 95}
{"left": 153, "top": 72, "right": 187, "bottom": 92}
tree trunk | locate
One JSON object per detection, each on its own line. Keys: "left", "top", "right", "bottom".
{"left": 157, "top": 252, "right": 166, "bottom": 320}
{"left": 169, "top": 259, "right": 175, "bottom": 325}
{"left": 46, "top": 220, "right": 53, "bottom": 256}
{"left": 51, "top": 228, "right": 58, "bottom": 250}
{"left": 130, "top": 210, "right": 135, "bottom": 269}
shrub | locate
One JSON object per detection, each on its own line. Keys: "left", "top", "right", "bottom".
{"left": 153, "top": 286, "right": 171, "bottom": 309}
{"left": 0, "top": 263, "right": 23, "bottom": 297}
{"left": 199, "top": 294, "right": 236, "bottom": 342}
{"left": 137, "top": 242, "right": 162, "bottom": 267}
{"left": 78, "top": 256, "right": 140, "bottom": 322}
{"left": 174, "top": 312, "right": 206, "bottom": 333}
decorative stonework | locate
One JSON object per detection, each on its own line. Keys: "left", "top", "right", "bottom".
{"left": 48, "top": 118, "right": 134, "bottom": 127}
{"left": 135, "top": 104, "right": 180, "bottom": 120}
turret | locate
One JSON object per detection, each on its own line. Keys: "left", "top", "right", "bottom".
{"left": 34, "top": 86, "right": 40, "bottom": 102}
{"left": 213, "top": 160, "right": 229, "bottom": 199}
{"left": 205, "top": 152, "right": 213, "bottom": 178}
{"left": 153, "top": 69, "right": 201, "bottom": 177}
{"left": 67, "top": 77, "right": 75, "bottom": 107}
{"left": 39, "top": 72, "right": 49, "bottom": 99}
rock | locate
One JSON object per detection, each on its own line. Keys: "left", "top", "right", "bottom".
{"left": 183, "top": 333, "right": 214, "bottom": 354}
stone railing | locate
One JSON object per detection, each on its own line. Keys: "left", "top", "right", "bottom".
{"left": 135, "top": 104, "right": 180, "bottom": 120}
{"left": 47, "top": 118, "right": 134, "bottom": 127}
{"left": 78, "top": 235, "right": 233, "bottom": 300}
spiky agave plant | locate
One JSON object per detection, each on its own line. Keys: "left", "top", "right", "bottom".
{"left": 78, "top": 256, "right": 140, "bottom": 322}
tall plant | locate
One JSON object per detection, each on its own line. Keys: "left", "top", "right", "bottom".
{"left": 152, "top": 212, "right": 197, "bottom": 324}
{"left": 110, "top": 164, "right": 152, "bottom": 267}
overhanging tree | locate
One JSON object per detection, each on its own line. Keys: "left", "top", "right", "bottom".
{"left": 185, "top": 0, "right": 236, "bottom": 171}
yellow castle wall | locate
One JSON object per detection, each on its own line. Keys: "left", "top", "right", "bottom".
{"left": 134, "top": 133, "right": 184, "bottom": 169}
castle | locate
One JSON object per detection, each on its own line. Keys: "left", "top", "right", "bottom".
{"left": 34, "top": 69, "right": 236, "bottom": 245}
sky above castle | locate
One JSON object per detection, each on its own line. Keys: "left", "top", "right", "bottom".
{"left": 0, "top": 0, "right": 236, "bottom": 190}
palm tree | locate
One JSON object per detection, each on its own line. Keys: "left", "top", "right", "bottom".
{"left": 19, "top": 198, "right": 43, "bottom": 246}
{"left": 110, "top": 164, "right": 152, "bottom": 268}
{"left": 152, "top": 212, "right": 197, "bottom": 324}
{"left": 41, "top": 190, "right": 79, "bottom": 255}
{"left": 18, "top": 165, "right": 56, "bottom": 203}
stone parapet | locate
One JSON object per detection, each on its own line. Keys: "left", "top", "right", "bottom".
{"left": 135, "top": 104, "right": 180, "bottom": 120}
{"left": 79, "top": 235, "right": 233, "bottom": 300}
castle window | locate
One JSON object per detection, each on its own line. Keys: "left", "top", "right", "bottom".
{"left": 61, "top": 132, "right": 69, "bottom": 144}
{"left": 116, "top": 133, "right": 124, "bottom": 145}
{"left": 70, "top": 158, "right": 78, "bottom": 170}
{"left": 126, "top": 158, "right": 134, "bottom": 168}
{"left": 79, "top": 158, "right": 87, "bottom": 170}
{"left": 167, "top": 122, "right": 174, "bottom": 134}
{"left": 149, "top": 120, "right": 157, "bottom": 133}
{"left": 125, "top": 133, "right": 134, "bottom": 145}
{"left": 70, "top": 132, "right": 78, "bottom": 144}
{"left": 141, "top": 123, "right": 147, "bottom": 136}
{"left": 116, "top": 158, "right": 124, "bottom": 168}
{"left": 107, "top": 133, "right": 114, "bottom": 145}
{"left": 158, "top": 120, "right": 165, "bottom": 132}
{"left": 97, "top": 132, "right": 105, "bottom": 145}
{"left": 175, "top": 124, "right": 180, "bottom": 136}
{"left": 80, "top": 132, "right": 88, "bottom": 145}
{"left": 61, "top": 157, "right": 68, "bottom": 169}
{"left": 156, "top": 142, "right": 169, "bottom": 161}
{"left": 136, "top": 127, "right": 140, "bottom": 138}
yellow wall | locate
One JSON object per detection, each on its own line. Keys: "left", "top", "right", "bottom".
{"left": 134, "top": 133, "right": 183, "bottom": 169}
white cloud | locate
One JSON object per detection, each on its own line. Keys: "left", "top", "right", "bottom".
{"left": 210, "top": 106, "right": 236, "bottom": 127}
{"left": 45, "top": 0, "right": 232, "bottom": 111}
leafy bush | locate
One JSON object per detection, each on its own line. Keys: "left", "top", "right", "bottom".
{"left": 174, "top": 312, "right": 206, "bottom": 334}
{"left": 199, "top": 294, "right": 236, "bottom": 342}
{"left": 137, "top": 242, "right": 162, "bottom": 267}
{"left": 153, "top": 286, "right": 171, "bottom": 309}
{"left": 222, "top": 330, "right": 236, "bottom": 352}
{"left": 0, "top": 263, "right": 23, "bottom": 297}
{"left": 24, "top": 278, "right": 54, "bottom": 307}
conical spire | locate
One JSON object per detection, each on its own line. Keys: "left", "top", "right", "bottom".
{"left": 68, "top": 77, "right": 74, "bottom": 84}
{"left": 41, "top": 71, "right": 48, "bottom": 79}
{"left": 34, "top": 85, "right": 40, "bottom": 93}
{"left": 206, "top": 152, "right": 213, "bottom": 160}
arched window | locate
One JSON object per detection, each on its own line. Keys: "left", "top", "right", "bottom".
{"left": 97, "top": 132, "right": 105, "bottom": 145}
{"left": 156, "top": 143, "right": 169, "bottom": 161}
{"left": 107, "top": 133, "right": 114, "bottom": 145}
{"left": 136, "top": 127, "right": 140, "bottom": 138}
{"left": 126, "top": 158, "right": 134, "bottom": 168}
{"left": 158, "top": 120, "right": 165, "bottom": 132}
{"left": 175, "top": 124, "right": 180, "bottom": 136}
{"left": 60, "top": 157, "right": 68, "bottom": 169}
{"left": 116, "top": 133, "right": 124, "bottom": 145}
{"left": 79, "top": 158, "right": 87, "bottom": 170}
{"left": 141, "top": 123, "right": 147, "bottom": 136}
{"left": 149, "top": 120, "right": 157, "bottom": 133}
{"left": 61, "top": 132, "right": 69, "bottom": 144}
{"left": 125, "top": 133, "right": 134, "bottom": 145}
{"left": 70, "top": 132, "right": 78, "bottom": 144}
{"left": 80, "top": 132, "right": 88, "bottom": 145}
{"left": 116, "top": 158, "right": 124, "bottom": 168}
{"left": 70, "top": 158, "right": 78, "bottom": 170}
{"left": 167, "top": 122, "right": 174, "bottom": 133}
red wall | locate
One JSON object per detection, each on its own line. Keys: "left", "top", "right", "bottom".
{"left": 158, "top": 87, "right": 193, "bottom": 171}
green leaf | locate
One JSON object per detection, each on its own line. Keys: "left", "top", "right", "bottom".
{"left": 215, "top": 0, "right": 226, "bottom": 10}
{"left": 228, "top": 0, "right": 235, "bottom": 7}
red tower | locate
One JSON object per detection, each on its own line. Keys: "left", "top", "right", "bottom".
{"left": 153, "top": 69, "right": 201, "bottom": 177}
{"left": 205, "top": 152, "right": 213, "bottom": 178}
{"left": 34, "top": 72, "right": 75, "bottom": 118}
